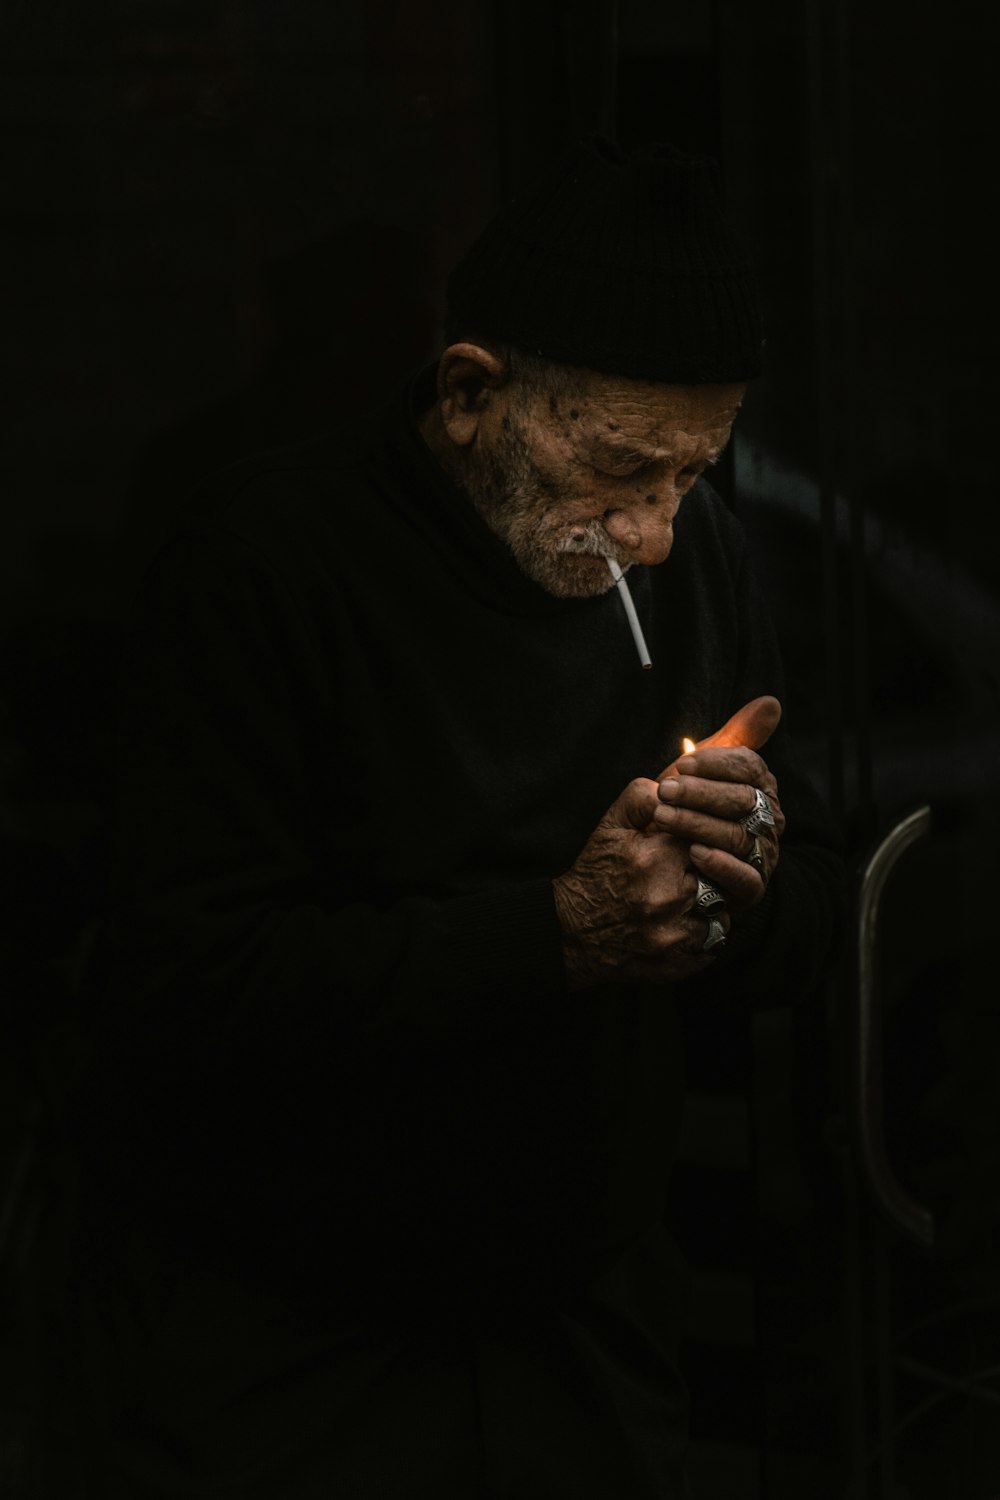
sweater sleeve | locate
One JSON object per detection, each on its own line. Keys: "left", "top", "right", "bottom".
{"left": 104, "top": 524, "right": 570, "bottom": 1092}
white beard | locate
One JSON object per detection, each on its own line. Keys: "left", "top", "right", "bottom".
{"left": 454, "top": 418, "right": 627, "bottom": 599}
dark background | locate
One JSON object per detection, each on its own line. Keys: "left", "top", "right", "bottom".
{"left": 2, "top": 2, "right": 999, "bottom": 1496}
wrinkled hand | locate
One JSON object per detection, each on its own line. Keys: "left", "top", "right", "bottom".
{"left": 552, "top": 779, "right": 716, "bottom": 992}
{"left": 552, "top": 696, "right": 787, "bottom": 992}
{"left": 653, "top": 695, "right": 786, "bottom": 912}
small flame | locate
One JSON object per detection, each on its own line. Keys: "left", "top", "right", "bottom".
{"left": 681, "top": 737, "right": 697, "bottom": 756}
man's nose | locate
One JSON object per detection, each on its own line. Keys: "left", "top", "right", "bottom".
{"left": 602, "top": 501, "right": 675, "bottom": 565}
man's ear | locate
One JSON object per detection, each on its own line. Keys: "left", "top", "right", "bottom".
{"left": 436, "top": 343, "right": 509, "bottom": 447}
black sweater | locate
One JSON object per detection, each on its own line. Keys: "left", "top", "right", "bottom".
{"left": 81, "top": 366, "right": 844, "bottom": 1330}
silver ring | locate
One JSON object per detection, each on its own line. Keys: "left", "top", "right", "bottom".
{"left": 702, "top": 917, "right": 727, "bottom": 953}
{"left": 694, "top": 878, "right": 725, "bottom": 914}
{"left": 744, "top": 833, "right": 765, "bottom": 872}
{"left": 741, "top": 787, "right": 775, "bottom": 837}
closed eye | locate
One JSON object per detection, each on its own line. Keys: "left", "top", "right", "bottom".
{"left": 601, "top": 456, "right": 653, "bottom": 478}
{"left": 593, "top": 451, "right": 719, "bottom": 481}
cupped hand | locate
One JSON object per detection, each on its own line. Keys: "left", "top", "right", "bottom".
{"left": 653, "top": 696, "right": 785, "bottom": 910}
{"left": 552, "top": 777, "right": 729, "bottom": 991}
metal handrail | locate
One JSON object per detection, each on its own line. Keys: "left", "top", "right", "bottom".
{"left": 855, "top": 805, "right": 935, "bottom": 1249}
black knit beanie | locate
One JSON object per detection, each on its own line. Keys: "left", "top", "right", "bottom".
{"left": 446, "top": 136, "right": 764, "bottom": 383}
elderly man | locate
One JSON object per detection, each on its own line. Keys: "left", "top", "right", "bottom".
{"left": 69, "top": 138, "right": 844, "bottom": 1498}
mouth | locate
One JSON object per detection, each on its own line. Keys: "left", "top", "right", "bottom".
{"left": 560, "top": 550, "right": 623, "bottom": 572}
{"left": 558, "top": 533, "right": 631, "bottom": 568}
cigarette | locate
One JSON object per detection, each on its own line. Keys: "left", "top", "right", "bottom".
{"left": 607, "top": 558, "right": 652, "bottom": 669}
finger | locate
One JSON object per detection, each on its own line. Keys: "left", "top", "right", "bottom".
{"left": 653, "top": 806, "right": 754, "bottom": 855}
{"left": 657, "top": 775, "right": 785, "bottom": 844}
{"left": 657, "top": 771, "right": 767, "bottom": 821}
{"left": 690, "top": 842, "right": 766, "bottom": 909}
{"left": 677, "top": 768, "right": 785, "bottom": 840}
{"left": 696, "top": 695, "right": 782, "bottom": 751}
{"left": 672, "top": 747, "right": 770, "bottom": 787}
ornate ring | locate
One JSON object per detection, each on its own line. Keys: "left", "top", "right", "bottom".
{"left": 744, "top": 833, "right": 765, "bottom": 872}
{"left": 694, "top": 877, "right": 725, "bottom": 914}
{"left": 741, "top": 787, "right": 776, "bottom": 838}
{"left": 702, "top": 917, "right": 728, "bottom": 953}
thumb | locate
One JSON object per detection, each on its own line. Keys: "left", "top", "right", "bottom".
{"left": 607, "top": 777, "right": 661, "bottom": 832}
{"left": 696, "top": 694, "right": 782, "bottom": 751}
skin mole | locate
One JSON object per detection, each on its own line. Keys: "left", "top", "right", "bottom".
{"left": 645, "top": 494, "right": 657, "bottom": 506}
{"left": 570, "top": 408, "right": 579, "bottom": 420}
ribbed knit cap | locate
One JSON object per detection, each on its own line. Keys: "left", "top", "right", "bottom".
{"left": 446, "top": 135, "right": 764, "bottom": 383}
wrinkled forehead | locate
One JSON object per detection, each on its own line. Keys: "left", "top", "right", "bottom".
{"left": 532, "top": 372, "right": 747, "bottom": 458}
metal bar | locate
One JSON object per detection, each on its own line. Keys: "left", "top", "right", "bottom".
{"left": 855, "top": 804, "right": 935, "bottom": 1248}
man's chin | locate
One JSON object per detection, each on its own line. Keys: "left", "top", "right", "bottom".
{"left": 518, "top": 550, "right": 620, "bottom": 600}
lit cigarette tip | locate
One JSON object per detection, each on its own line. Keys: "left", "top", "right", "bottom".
{"left": 682, "top": 737, "right": 697, "bottom": 755}
{"left": 606, "top": 558, "right": 653, "bottom": 670}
